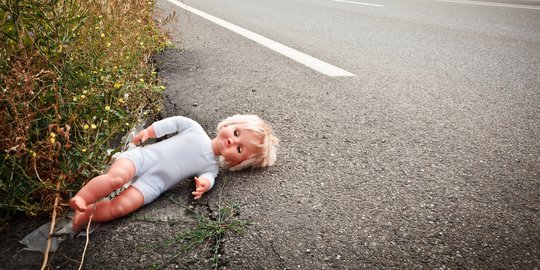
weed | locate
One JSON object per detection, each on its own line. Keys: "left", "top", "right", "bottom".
{"left": 149, "top": 201, "right": 251, "bottom": 269}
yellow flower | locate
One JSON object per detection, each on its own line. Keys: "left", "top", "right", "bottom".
{"left": 84, "top": 124, "right": 89, "bottom": 129}
{"left": 50, "top": 138, "right": 56, "bottom": 143}
{"left": 159, "top": 86, "right": 166, "bottom": 90}
{"left": 91, "top": 124, "right": 97, "bottom": 129}
{"left": 80, "top": 94, "right": 86, "bottom": 99}
{"left": 139, "top": 42, "right": 144, "bottom": 46}
{"left": 100, "top": 33, "right": 105, "bottom": 38}
{"left": 32, "top": 152, "right": 37, "bottom": 157}
{"left": 50, "top": 132, "right": 56, "bottom": 138}
{"left": 125, "top": 122, "right": 130, "bottom": 126}
{"left": 105, "top": 106, "right": 111, "bottom": 111}
{"left": 107, "top": 42, "right": 111, "bottom": 47}
{"left": 114, "top": 83, "right": 122, "bottom": 89}
{"left": 73, "top": 97, "right": 78, "bottom": 102}
{"left": 81, "top": 148, "right": 87, "bottom": 153}
{"left": 139, "top": 78, "right": 144, "bottom": 83}
{"left": 118, "top": 98, "right": 124, "bottom": 103}
{"left": 143, "top": 111, "right": 148, "bottom": 116}
{"left": 83, "top": 90, "right": 88, "bottom": 94}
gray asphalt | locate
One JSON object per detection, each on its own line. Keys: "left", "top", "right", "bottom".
{"left": 153, "top": 0, "right": 539, "bottom": 268}
{"left": 1, "top": 0, "right": 538, "bottom": 269}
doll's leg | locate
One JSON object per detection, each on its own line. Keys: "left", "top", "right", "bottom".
{"left": 70, "top": 158, "right": 136, "bottom": 212}
{"left": 72, "top": 186, "right": 144, "bottom": 230}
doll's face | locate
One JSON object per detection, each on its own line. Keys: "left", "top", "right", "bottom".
{"left": 215, "top": 124, "right": 261, "bottom": 166}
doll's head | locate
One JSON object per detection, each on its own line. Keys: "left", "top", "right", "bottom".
{"left": 216, "top": 114, "right": 278, "bottom": 171}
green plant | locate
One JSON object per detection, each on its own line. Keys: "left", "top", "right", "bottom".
{"left": 0, "top": 0, "right": 169, "bottom": 225}
{"left": 147, "top": 199, "right": 251, "bottom": 269}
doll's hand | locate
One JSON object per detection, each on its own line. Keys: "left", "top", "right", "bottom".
{"left": 192, "top": 177, "right": 210, "bottom": 200}
{"left": 132, "top": 127, "right": 156, "bottom": 145}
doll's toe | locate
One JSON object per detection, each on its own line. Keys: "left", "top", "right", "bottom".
{"left": 69, "top": 197, "right": 87, "bottom": 212}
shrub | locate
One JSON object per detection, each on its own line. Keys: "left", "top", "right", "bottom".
{"left": 0, "top": 0, "right": 169, "bottom": 225}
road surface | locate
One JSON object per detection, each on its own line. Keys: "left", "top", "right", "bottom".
{"left": 151, "top": 0, "right": 539, "bottom": 268}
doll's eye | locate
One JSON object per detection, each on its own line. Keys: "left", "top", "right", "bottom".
{"left": 237, "top": 146, "right": 242, "bottom": 154}
{"left": 234, "top": 130, "right": 239, "bottom": 137}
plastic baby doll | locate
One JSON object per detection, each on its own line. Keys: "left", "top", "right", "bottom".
{"left": 69, "top": 115, "right": 278, "bottom": 231}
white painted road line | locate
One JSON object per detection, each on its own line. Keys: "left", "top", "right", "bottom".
{"left": 435, "top": 0, "right": 540, "bottom": 10}
{"left": 332, "top": 0, "right": 385, "bottom": 7}
{"left": 166, "top": 0, "right": 356, "bottom": 77}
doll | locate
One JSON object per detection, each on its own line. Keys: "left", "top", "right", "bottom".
{"left": 69, "top": 115, "right": 278, "bottom": 231}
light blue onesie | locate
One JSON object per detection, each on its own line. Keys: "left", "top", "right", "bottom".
{"left": 117, "top": 116, "right": 219, "bottom": 204}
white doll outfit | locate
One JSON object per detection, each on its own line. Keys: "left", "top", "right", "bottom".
{"left": 117, "top": 116, "right": 218, "bottom": 204}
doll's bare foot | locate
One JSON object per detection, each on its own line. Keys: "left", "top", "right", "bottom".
{"left": 69, "top": 196, "right": 87, "bottom": 212}
{"left": 72, "top": 210, "right": 88, "bottom": 232}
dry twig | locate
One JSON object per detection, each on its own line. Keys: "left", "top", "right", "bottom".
{"left": 78, "top": 203, "right": 96, "bottom": 270}
{"left": 41, "top": 182, "right": 61, "bottom": 270}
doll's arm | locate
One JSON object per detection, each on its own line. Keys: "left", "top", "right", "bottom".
{"left": 192, "top": 177, "right": 211, "bottom": 200}
{"left": 132, "top": 126, "right": 156, "bottom": 145}
{"left": 151, "top": 116, "right": 197, "bottom": 138}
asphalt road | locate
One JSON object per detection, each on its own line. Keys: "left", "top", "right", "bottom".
{"left": 1, "top": 0, "right": 538, "bottom": 269}
{"left": 152, "top": 0, "right": 539, "bottom": 268}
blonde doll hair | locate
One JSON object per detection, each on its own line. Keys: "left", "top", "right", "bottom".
{"left": 217, "top": 114, "right": 278, "bottom": 171}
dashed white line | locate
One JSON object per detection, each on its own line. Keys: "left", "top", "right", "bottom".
{"left": 332, "top": 0, "right": 385, "bottom": 7}
{"left": 434, "top": 0, "right": 540, "bottom": 10}
{"left": 166, "top": 0, "right": 355, "bottom": 77}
